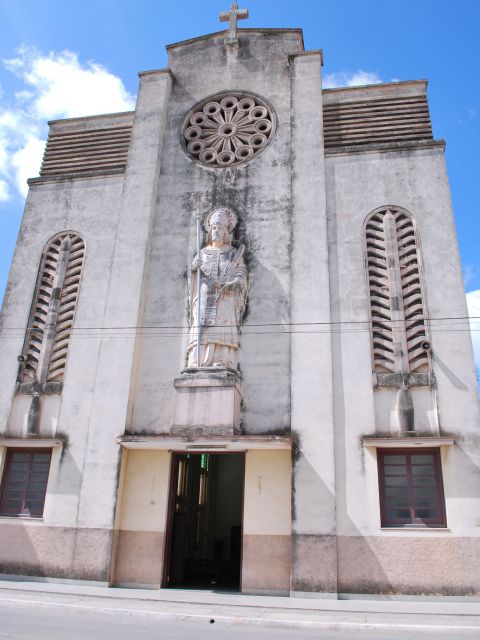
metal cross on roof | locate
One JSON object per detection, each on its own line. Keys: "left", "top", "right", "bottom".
{"left": 219, "top": 2, "right": 249, "bottom": 43}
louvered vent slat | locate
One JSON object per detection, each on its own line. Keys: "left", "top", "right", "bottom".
{"left": 365, "top": 211, "right": 394, "bottom": 373}
{"left": 21, "top": 232, "right": 85, "bottom": 385}
{"left": 40, "top": 124, "right": 132, "bottom": 177}
{"left": 46, "top": 236, "right": 85, "bottom": 382}
{"left": 366, "top": 207, "right": 429, "bottom": 374}
{"left": 324, "top": 95, "right": 433, "bottom": 149}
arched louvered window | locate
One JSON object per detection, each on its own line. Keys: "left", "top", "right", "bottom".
{"left": 21, "top": 232, "right": 85, "bottom": 386}
{"left": 365, "top": 207, "right": 428, "bottom": 375}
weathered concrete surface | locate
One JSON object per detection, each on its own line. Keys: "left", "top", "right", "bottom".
{"left": 242, "top": 534, "right": 291, "bottom": 594}
{"left": 337, "top": 536, "right": 480, "bottom": 595}
{"left": 325, "top": 142, "right": 480, "bottom": 539}
{"left": 112, "top": 530, "right": 164, "bottom": 587}
{"left": 0, "top": 25, "right": 479, "bottom": 599}
{"left": 291, "top": 534, "right": 337, "bottom": 594}
{"left": 0, "top": 523, "right": 112, "bottom": 581}
{"left": 111, "top": 449, "right": 169, "bottom": 586}
{"left": 172, "top": 371, "right": 242, "bottom": 434}
{"left": 128, "top": 31, "right": 303, "bottom": 436}
{"left": 289, "top": 50, "right": 337, "bottom": 594}
{"left": 242, "top": 450, "right": 291, "bottom": 593}
{"left": 0, "top": 69, "right": 172, "bottom": 581}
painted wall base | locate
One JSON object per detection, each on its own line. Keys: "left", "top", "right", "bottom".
{"left": 337, "top": 535, "right": 480, "bottom": 596}
{"left": 0, "top": 524, "right": 113, "bottom": 582}
{"left": 242, "top": 534, "right": 291, "bottom": 593}
{"left": 242, "top": 588, "right": 290, "bottom": 597}
{"left": 290, "top": 591, "right": 338, "bottom": 599}
{"left": 112, "top": 530, "right": 164, "bottom": 587}
{"left": 0, "top": 572, "right": 109, "bottom": 587}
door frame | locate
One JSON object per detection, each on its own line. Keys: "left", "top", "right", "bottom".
{"left": 162, "top": 451, "right": 245, "bottom": 589}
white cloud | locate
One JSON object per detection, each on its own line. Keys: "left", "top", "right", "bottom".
{"left": 463, "top": 264, "right": 478, "bottom": 288}
{"left": 0, "top": 47, "right": 135, "bottom": 202}
{"left": 12, "top": 137, "right": 46, "bottom": 197}
{"left": 0, "top": 179, "right": 9, "bottom": 202}
{"left": 5, "top": 48, "right": 134, "bottom": 119}
{"left": 323, "top": 69, "right": 382, "bottom": 89}
{"left": 455, "top": 107, "right": 477, "bottom": 127}
{"left": 0, "top": 137, "right": 8, "bottom": 175}
{"left": 466, "top": 289, "right": 480, "bottom": 376}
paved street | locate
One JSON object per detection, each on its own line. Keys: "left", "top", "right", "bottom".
{"left": 0, "top": 581, "right": 479, "bottom": 639}
{"left": 1, "top": 598, "right": 480, "bottom": 640}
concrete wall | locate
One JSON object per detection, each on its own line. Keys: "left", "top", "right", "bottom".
{"left": 289, "top": 50, "right": 337, "bottom": 596}
{"left": 0, "top": 70, "right": 172, "bottom": 581}
{"left": 0, "top": 26, "right": 478, "bottom": 596}
{"left": 112, "top": 449, "right": 170, "bottom": 587}
{"left": 242, "top": 449, "right": 291, "bottom": 594}
{"left": 326, "top": 137, "right": 480, "bottom": 593}
{"left": 128, "top": 31, "right": 303, "bottom": 436}
{"left": 0, "top": 171, "right": 126, "bottom": 579}
{"left": 0, "top": 444, "right": 111, "bottom": 581}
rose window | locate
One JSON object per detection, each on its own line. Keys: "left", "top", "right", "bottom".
{"left": 181, "top": 91, "right": 276, "bottom": 167}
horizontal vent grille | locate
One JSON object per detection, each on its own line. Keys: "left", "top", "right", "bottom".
{"left": 40, "top": 125, "right": 132, "bottom": 176}
{"left": 22, "top": 232, "right": 85, "bottom": 384}
{"left": 323, "top": 95, "right": 433, "bottom": 149}
{"left": 366, "top": 207, "right": 428, "bottom": 374}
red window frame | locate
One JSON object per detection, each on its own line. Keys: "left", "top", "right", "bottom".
{"left": 378, "top": 448, "right": 446, "bottom": 528}
{"left": 0, "top": 448, "right": 52, "bottom": 518}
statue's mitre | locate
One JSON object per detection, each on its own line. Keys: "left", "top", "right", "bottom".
{"left": 204, "top": 207, "right": 237, "bottom": 233}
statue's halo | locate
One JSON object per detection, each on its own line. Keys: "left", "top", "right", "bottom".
{"left": 204, "top": 207, "right": 237, "bottom": 233}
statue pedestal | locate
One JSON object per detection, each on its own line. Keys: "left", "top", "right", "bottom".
{"left": 172, "top": 369, "right": 242, "bottom": 436}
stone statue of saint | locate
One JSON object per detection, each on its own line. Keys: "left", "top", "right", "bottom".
{"left": 187, "top": 207, "right": 248, "bottom": 370}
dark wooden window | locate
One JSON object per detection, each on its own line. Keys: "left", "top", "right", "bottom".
{"left": 0, "top": 449, "right": 52, "bottom": 517}
{"left": 378, "top": 449, "right": 446, "bottom": 527}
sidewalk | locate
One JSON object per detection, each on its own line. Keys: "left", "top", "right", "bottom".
{"left": 0, "top": 577, "right": 479, "bottom": 634}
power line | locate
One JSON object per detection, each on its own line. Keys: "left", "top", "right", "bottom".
{"left": 1, "top": 328, "right": 480, "bottom": 341}
{"left": 1, "top": 315, "right": 480, "bottom": 333}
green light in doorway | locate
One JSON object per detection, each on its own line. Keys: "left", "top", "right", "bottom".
{"left": 201, "top": 453, "right": 209, "bottom": 471}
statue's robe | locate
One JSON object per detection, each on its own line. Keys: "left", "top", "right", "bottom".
{"left": 187, "top": 244, "right": 247, "bottom": 369}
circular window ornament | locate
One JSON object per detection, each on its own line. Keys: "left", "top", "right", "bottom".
{"left": 181, "top": 91, "right": 277, "bottom": 168}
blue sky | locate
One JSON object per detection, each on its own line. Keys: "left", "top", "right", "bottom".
{"left": 0, "top": 0, "right": 479, "bottom": 370}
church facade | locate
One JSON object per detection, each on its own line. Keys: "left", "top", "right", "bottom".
{"left": 0, "top": 14, "right": 479, "bottom": 597}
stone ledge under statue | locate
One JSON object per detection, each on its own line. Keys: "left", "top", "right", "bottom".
{"left": 172, "top": 368, "right": 242, "bottom": 436}
{"left": 172, "top": 204, "right": 248, "bottom": 436}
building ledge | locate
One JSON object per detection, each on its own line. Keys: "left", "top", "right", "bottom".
{"left": 380, "top": 527, "right": 451, "bottom": 532}
{"left": 363, "top": 436, "right": 455, "bottom": 448}
{"left": 138, "top": 67, "right": 172, "bottom": 78}
{"left": 325, "top": 138, "right": 445, "bottom": 157}
{"left": 27, "top": 168, "right": 126, "bottom": 186}
{"left": 166, "top": 28, "right": 304, "bottom": 52}
{"left": 373, "top": 372, "right": 434, "bottom": 389}
{"left": 288, "top": 49, "right": 323, "bottom": 65}
{"left": 322, "top": 79, "right": 428, "bottom": 103}
{"left": 46, "top": 111, "right": 134, "bottom": 127}
{"left": 118, "top": 434, "right": 291, "bottom": 452}
{"left": 16, "top": 381, "right": 63, "bottom": 396}
{"left": 0, "top": 438, "right": 64, "bottom": 448}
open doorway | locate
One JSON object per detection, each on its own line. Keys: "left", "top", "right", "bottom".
{"left": 164, "top": 452, "right": 244, "bottom": 590}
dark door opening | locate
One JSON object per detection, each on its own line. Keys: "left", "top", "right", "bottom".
{"left": 164, "top": 452, "right": 244, "bottom": 591}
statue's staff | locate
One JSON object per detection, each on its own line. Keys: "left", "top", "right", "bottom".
{"left": 192, "top": 193, "right": 202, "bottom": 368}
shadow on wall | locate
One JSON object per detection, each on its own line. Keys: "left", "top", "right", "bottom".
{"left": 291, "top": 450, "right": 413, "bottom": 595}
{"left": 241, "top": 258, "right": 291, "bottom": 434}
{"left": 324, "top": 164, "right": 480, "bottom": 596}
{"left": 0, "top": 449, "right": 113, "bottom": 581}
{"left": 433, "top": 353, "right": 468, "bottom": 391}
{"left": 0, "top": 524, "right": 113, "bottom": 582}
